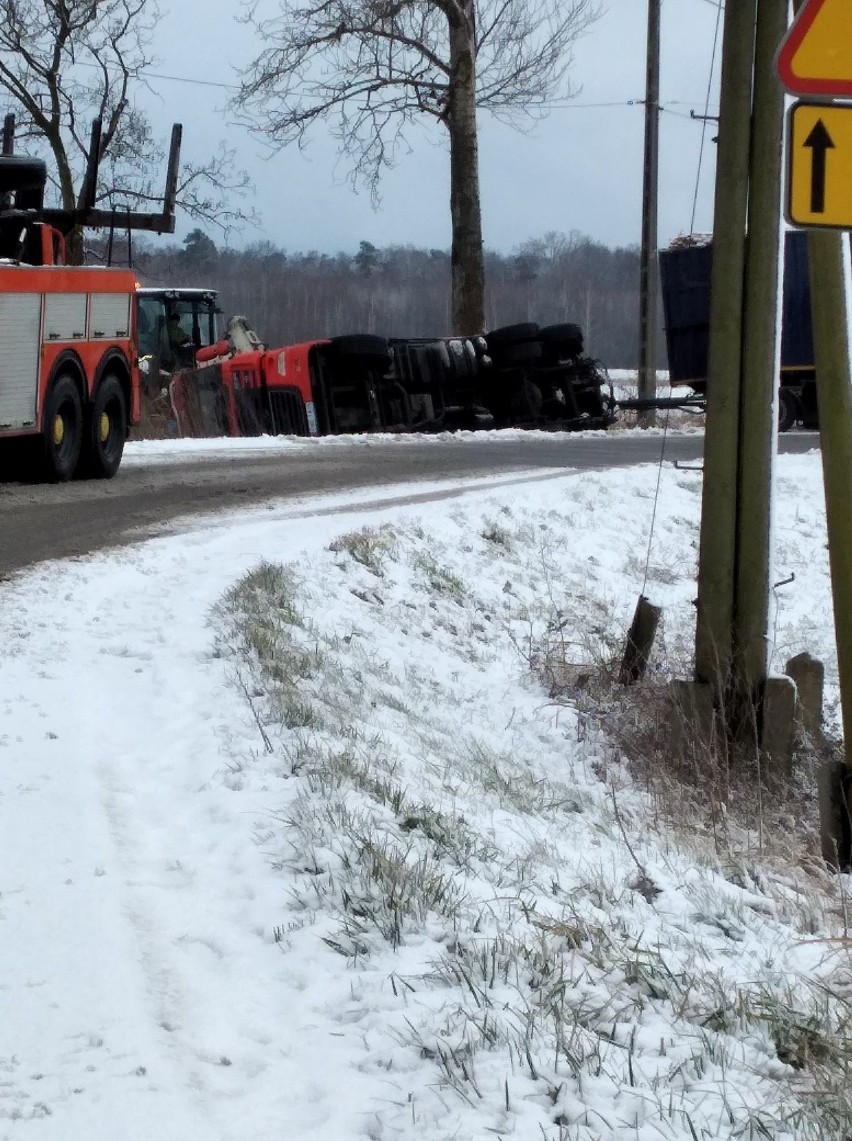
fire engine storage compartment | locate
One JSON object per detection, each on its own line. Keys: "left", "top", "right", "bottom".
{"left": 659, "top": 231, "right": 818, "bottom": 429}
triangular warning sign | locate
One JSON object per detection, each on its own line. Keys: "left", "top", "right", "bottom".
{"left": 778, "top": 0, "right": 852, "bottom": 96}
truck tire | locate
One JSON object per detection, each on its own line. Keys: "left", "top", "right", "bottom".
{"left": 485, "top": 323, "right": 540, "bottom": 352}
{"left": 329, "top": 334, "right": 391, "bottom": 369}
{"left": 496, "top": 340, "right": 543, "bottom": 368}
{"left": 778, "top": 387, "right": 798, "bottom": 433}
{"left": 41, "top": 374, "right": 83, "bottom": 481}
{"left": 539, "top": 323, "right": 585, "bottom": 359}
{"left": 79, "top": 375, "right": 127, "bottom": 479}
{"left": 447, "top": 339, "right": 473, "bottom": 379}
{"left": 427, "top": 341, "right": 451, "bottom": 374}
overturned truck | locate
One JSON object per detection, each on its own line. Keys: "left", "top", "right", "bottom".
{"left": 137, "top": 295, "right": 617, "bottom": 439}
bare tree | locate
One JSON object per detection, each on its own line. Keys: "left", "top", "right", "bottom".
{"left": 0, "top": 0, "right": 253, "bottom": 262}
{"left": 235, "top": 0, "right": 601, "bottom": 334}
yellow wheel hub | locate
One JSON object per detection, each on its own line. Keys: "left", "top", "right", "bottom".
{"left": 99, "top": 412, "right": 110, "bottom": 443}
{"left": 52, "top": 415, "right": 65, "bottom": 447}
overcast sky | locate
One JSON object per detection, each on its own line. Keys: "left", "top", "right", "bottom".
{"left": 140, "top": 0, "right": 723, "bottom": 255}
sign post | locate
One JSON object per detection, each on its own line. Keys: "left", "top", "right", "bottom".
{"left": 779, "top": 0, "right": 852, "bottom": 866}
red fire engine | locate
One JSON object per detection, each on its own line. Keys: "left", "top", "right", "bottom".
{"left": 0, "top": 119, "right": 180, "bottom": 479}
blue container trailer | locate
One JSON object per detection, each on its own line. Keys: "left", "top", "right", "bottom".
{"left": 659, "top": 230, "right": 821, "bottom": 431}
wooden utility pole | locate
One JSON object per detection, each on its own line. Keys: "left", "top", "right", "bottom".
{"left": 694, "top": 0, "right": 758, "bottom": 693}
{"left": 637, "top": 0, "right": 661, "bottom": 428}
{"left": 732, "top": 0, "right": 787, "bottom": 710}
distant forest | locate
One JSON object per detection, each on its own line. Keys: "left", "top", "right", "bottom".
{"left": 120, "top": 229, "right": 665, "bottom": 369}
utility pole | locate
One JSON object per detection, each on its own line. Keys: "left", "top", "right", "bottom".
{"left": 694, "top": 0, "right": 758, "bottom": 692}
{"left": 637, "top": 0, "right": 661, "bottom": 428}
{"left": 732, "top": 0, "right": 787, "bottom": 713}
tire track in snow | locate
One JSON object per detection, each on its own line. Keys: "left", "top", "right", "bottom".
{"left": 0, "top": 518, "right": 408, "bottom": 1138}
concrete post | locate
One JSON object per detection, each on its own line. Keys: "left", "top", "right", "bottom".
{"left": 761, "top": 675, "right": 797, "bottom": 778}
{"left": 786, "top": 652, "right": 824, "bottom": 739}
{"left": 620, "top": 595, "right": 661, "bottom": 685}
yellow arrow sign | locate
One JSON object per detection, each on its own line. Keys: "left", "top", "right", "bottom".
{"left": 787, "top": 101, "right": 852, "bottom": 229}
{"left": 778, "top": 0, "right": 852, "bottom": 96}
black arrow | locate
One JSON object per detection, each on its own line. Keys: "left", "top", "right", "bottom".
{"left": 804, "top": 119, "right": 835, "bottom": 214}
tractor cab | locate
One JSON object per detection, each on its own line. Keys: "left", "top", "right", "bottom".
{"left": 136, "top": 288, "right": 223, "bottom": 373}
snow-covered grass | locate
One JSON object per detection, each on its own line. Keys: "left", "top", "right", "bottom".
{"left": 211, "top": 466, "right": 849, "bottom": 1140}
{"left": 0, "top": 449, "right": 848, "bottom": 1139}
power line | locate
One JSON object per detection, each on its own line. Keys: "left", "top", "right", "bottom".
{"left": 141, "top": 69, "right": 234, "bottom": 91}
{"left": 69, "top": 60, "right": 720, "bottom": 115}
{"left": 29, "top": 0, "right": 726, "bottom": 98}
{"left": 540, "top": 101, "right": 718, "bottom": 117}
{"left": 690, "top": 0, "right": 723, "bottom": 232}
{"left": 100, "top": 64, "right": 236, "bottom": 91}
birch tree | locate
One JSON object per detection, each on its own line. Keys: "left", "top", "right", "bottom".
{"left": 236, "top": 0, "right": 600, "bottom": 334}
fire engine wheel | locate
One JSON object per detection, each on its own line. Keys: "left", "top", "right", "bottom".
{"left": 81, "top": 375, "right": 127, "bottom": 479}
{"left": 42, "top": 374, "right": 83, "bottom": 482}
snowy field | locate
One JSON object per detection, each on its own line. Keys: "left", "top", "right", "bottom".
{"left": 1, "top": 445, "right": 848, "bottom": 1140}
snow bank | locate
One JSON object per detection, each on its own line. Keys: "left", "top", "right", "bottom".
{"left": 0, "top": 452, "right": 844, "bottom": 1139}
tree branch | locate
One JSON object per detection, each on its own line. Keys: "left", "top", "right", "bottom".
{"left": 235, "top": 0, "right": 602, "bottom": 184}
{"left": 0, "top": 0, "right": 255, "bottom": 242}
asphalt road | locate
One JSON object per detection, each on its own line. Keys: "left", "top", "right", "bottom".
{"left": 0, "top": 432, "right": 819, "bottom": 577}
